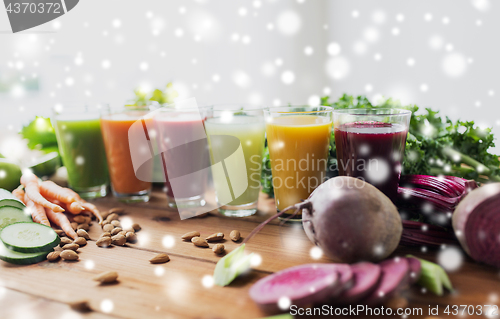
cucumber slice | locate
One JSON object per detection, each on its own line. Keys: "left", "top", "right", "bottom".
{"left": 0, "top": 222, "right": 60, "bottom": 253}
{"left": 0, "top": 240, "right": 49, "bottom": 265}
{"left": 0, "top": 206, "right": 32, "bottom": 230}
{"left": 0, "top": 188, "right": 26, "bottom": 210}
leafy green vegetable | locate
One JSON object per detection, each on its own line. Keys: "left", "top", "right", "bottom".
{"left": 20, "top": 116, "right": 58, "bottom": 150}
{"left": 126, "top": 83, "right": 179, "bottom": 107}
{"left": 261, "top": 94, "right": 500, "bottom": 195}
{"left": 408, "top": 255, "right": 453, "bottom": 295}
{"left": 213, "top": 244, "right": 254, "bottom": 286}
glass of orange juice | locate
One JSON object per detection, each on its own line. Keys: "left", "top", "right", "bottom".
{"left": 264, "top": 106, "right": 333, "bottom": 220}
{"left": 100, "top": 107, "right": 153, "bottom": 202}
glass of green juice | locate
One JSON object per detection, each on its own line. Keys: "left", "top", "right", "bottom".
{"left": 52, "top": 104, "right": 110, "bottom": 199}
{"left": 204, "top": 105, "right": 266, "bottom": 217}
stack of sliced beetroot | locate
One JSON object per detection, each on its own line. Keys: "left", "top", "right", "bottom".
{"left": 249, "top": 257, "right": 421, "bottom": 312}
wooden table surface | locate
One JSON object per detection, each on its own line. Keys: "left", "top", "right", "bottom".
{"left": 0, "top": 187, "right": 499, "bottom": 319}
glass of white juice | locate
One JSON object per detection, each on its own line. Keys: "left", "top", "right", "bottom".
{"left": 204, "top": 105, "right": 266, "bottom": 217}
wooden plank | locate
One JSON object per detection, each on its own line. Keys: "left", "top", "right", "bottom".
{"left": 1, "top": 188, "right": 499, "bottom": 318}
{"left": 0, "top": 242, "right": 266, "bottom": 319}
{"left": 0, "top": 287, "right": 113, "bottom": 319}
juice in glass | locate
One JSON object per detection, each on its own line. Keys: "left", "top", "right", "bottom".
{"left": 153, "top": 108, "right": 209, "bottom": 208}
{"left": 101, "top": 109, "right": 152, "bottom": 202}
{"left": 205, "top": 106, "right": 265, "bottom": 217}
{"left": 333, "top": 109, "right": 411, "bottom": 201}
{"left": 53, "top": 107, "right": 109, "bottom": 198}
{"left": 265, "top": 106, "right": 333, "bottom": 217}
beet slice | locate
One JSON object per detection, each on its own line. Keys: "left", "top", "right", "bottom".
{"left": 249, "top": 264, "right": 341, "bottom": 312}
{"left": 406, "top": 257, "right": 421, "bottom": 284}
{"left": 336, "top": 262, "right": 381, "bottom": 304}
{"left": 362, "top": 257, "right": 410, "bottom": 305}
{"left": 330, "top": 264, "right": 354, "bottom": 297}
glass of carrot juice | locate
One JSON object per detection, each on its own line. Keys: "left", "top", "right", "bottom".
{"left": 264, "top": 106, "right": 333, "bottom": 220}
{"left": 100, "top": 108, "right": 153, "bottom": 202}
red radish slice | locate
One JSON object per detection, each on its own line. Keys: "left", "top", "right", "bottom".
{"left": 406, "top": 257, "right": 422, "bottom": 284}
{"left": 336, "top": 262, "right": 381, "bottom": 304}
{"left": 362, "top": 257, "right": 410, "bottom": 305}
{"left": 249, "top": 264, "right": 341, "bottom": 311}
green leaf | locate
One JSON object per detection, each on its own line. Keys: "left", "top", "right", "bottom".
{"left": 408, "top": 255, "right": 453, "bottom": 295}
{"left": 213, "top": 244, "right": 253, "bottom": 286}
{"left": 20, "top": 116, "right": 58, "bottom": 150}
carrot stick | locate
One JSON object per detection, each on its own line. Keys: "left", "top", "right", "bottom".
{"left": 21, "top": 172, "right": 64, "bottom": 213}
{"left": 24, "top": 194, "right": 50, "bottom": 227}
{"left": 40, "top": 181, "right": 79, "bottom": 204}
{"left": 80, "top": 202, "right": 103, "bottom": 224}
{"left": 46, "top": 197, "right": 84, "bottom": 214}
{"left": 62, "top": 187, "right": 104, "bottom": 224}
{"left": 12, "top": 187, "right": 26, "bottom": 203}
{"left": 45, "top": 208, "right": 77, "bottom": 239}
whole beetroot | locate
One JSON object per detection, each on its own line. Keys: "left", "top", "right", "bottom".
{"left": 302, "top": 176, "right": 402, "bottom": 263}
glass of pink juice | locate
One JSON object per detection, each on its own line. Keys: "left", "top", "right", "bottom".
{"left": 153, "top": 103, "right": 210, "bottom": 208}
{"left": 333, "top": 108, "right": 411, "bottom": 201}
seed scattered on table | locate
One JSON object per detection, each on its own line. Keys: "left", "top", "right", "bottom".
{"left": 77, "top": 229, "right": 90, "bottom": 240}
{"left": 132, "top": 223, "right": 141, "bottom": 232}
{"left": 230, "top": 230, "right": 241, "bottom": 242}
{"left": 106, "top": 213, "right": 119, "bottom": 222}
{"left": 212, "top": 244, "right": 225, "bottom": 255}
{"left": 77, "top": 223, "right": 90, "bottom": 231}
{"left": 69, "top": 300, "right": 92, "bottom": 313}
{"left": 93, "top": 271, "right": 119, "bottom": 284}
{"left": 103, "top": 224, "right": 114, "bottom": 233}
{"left": 60, "top": 250, "right": 79, "bottom": 261}
{"left": 100, "top": 232, "right": 111, "bottom": 238}
{"left": 206, "top": 232, "right": 224, "bottom": 242}
{"left": 101, "top": 220, "right": 110, "bottom": 227}
{"left": 149, "top": 253, "right": 170, "bottom": 264}
{"left": 111, "top": 227, "right": 122, "bottom": 236}
{"left": 73, "top": 215, "right": 87, "bottom": 224}
{"left": 181, "top": 231, "right": 200, "bottom": 241}
{"left": 96, "top": 237, "right": 112, "bottom": 248}
{"left": 126, "top": 232, "right": 137, "bottom": 243}
{"left": 55, "top": 229, "right": 65, "bottom": 237}
{"left": 60, "top": 237, "right": 73, "bottom": 246}
{"left": 62, "top": 243, "right": 79, "bottom": 251}
{"left": 74, "top": 237, "right": 87, "bottom": 247}
{"left": 192, "top": 237, "right": 209, "bottom": 248}
{"left": 47, "top": 251, "right": 61, "bottom": 262}
{"left": 111, "top": 234, "right": 126, "bottom": 246}
{"left": 70, "top": 222, "right": 78, "bottom": 230}
{"left": 111, "top": 220, "right": 121, "bottom": 227}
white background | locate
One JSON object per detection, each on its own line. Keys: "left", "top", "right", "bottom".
{"left": 0, "top": 0, "right": 499, "bottom": 153}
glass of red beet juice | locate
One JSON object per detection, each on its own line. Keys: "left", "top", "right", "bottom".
{"left": 333, "top": 108, "right": 412, "bottom": 201}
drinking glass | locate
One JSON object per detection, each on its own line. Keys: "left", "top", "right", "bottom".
{"left": 264, "top": 106, "right": 333, "bottom": 220}
{"left": 100, "top": 107, "right": 152, "bottom": 202}
{"left": 152, "top": 100, "right": 210, "bottom": 209}
{"left": 205, "top": 104, "right": 266, "bottom": 217}
{"left": 333, "top": 108, "right": 412, "bottom": 201}
{"left": 52, "top": 104, "right": 109, "bottom": 199}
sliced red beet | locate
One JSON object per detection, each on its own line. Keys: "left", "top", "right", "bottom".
{"left": 406, "top": 257, "right": 422, "bottom": 284}
{"left": 336, "top": 262, "right": 381, "bottom": 304}
{"left": 330, "top": 264, "right": 354, "bottom": 297}
{"left": 362, "top": 257, "right": 410, "bottom": 306}
{"left": 249, "top": 264, "right": 342, "bottom": 312}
